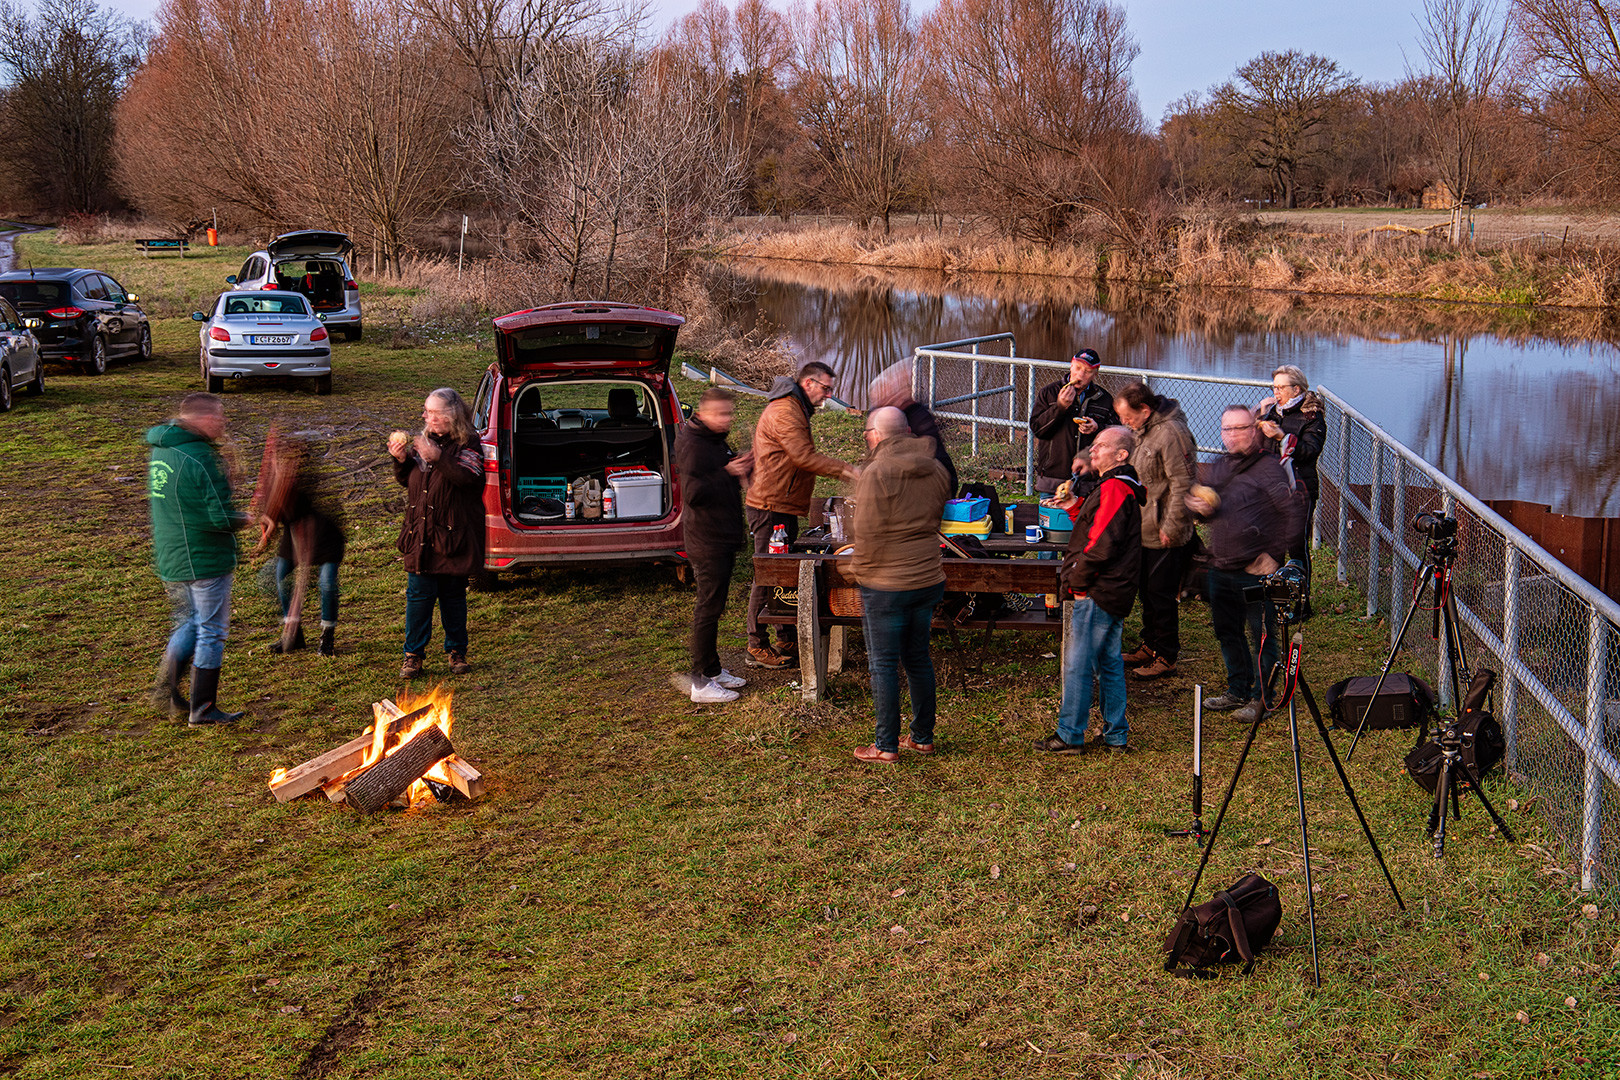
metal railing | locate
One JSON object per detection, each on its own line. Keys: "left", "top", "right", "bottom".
{"left": 913, "top": 334, "right": 1620, "bottom": 898}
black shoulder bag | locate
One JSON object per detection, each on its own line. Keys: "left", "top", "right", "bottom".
{"left": 1163, "top": 873, "right": 1282, "bottom": 977}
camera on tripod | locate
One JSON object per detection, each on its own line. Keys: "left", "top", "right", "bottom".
{"left": 1241, "top": 559, "right": 1310, "bottom": 625}
{"left": 1413, "top": 510, "right": 1459, "bottom": 561}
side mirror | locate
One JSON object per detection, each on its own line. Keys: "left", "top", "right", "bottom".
{"left": 681, "top": 403, "right": 692, "bottom": 419}
{"left": 225, "top": 275, "right": 237, "bottom": 284}
{"left": 126, "top": 292, "right": 139, "bottom": 304}
{"left": 318, "top": 313, "right": 327, "bottom": 321}
{"left": 190, "top": 312, "right": 207, "bottom": 322}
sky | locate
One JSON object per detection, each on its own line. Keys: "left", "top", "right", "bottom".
{"left": 100, "top": 0, "right": 1423, "bottom": 126}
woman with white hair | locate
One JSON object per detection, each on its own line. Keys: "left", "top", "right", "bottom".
{"left": 1256, "top": 365, "right": 1325, "bottom": 586}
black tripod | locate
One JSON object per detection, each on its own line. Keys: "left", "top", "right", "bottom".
{"left": 1347, "top": 515, "right": 1516, "bottom": 857}
{"left": 1183, "top": 612, "right": 1405, "bottom": 986}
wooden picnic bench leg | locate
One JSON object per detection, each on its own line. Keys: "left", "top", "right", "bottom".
{"left": 827, "top": 625, "right": 846, "bottom": 675}
{"left": 795, "top": 558, "right": 830, "bottom": 702}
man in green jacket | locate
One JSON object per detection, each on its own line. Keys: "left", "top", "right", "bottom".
{"left": 148, "top": 393, "right": 249, "bottom": 725}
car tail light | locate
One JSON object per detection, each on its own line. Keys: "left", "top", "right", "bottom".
{"left": 310, "top": 326, "right": 329, "bottom": 341}
{"left": 344, "top": 280, "right": 358, "bottom": 291}
{"left": 262, "top": 282, "right": 278, "bottom": 290}
{"left": 46, "top": 307, "right": 85, "bottom": 319}
{"left": 482, "top": 442, "right": 499, "bottom": 471}
{"left": 209, "top": 327, "right": 230, "bottom": 341}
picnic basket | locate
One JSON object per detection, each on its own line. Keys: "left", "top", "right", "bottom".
{"left": 827, "top": 544, "right": 862, "bottom": 617}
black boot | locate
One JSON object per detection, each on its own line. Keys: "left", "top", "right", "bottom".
{"left": 318, "top": 626, "right": 336, "bottom": 658}
{"left": 188, "top": 666, "right": 244, "bottom": 726}
{"left": 268, "top": 623, "right": 306, "bottom": 654}
{"left": 152, "top": 654, "right": 190, "bottom": 715}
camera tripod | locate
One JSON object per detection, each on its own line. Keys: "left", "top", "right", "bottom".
{"left": 1347, "top": 522, "right": 1516, "bottom": 857}
{"left": 1182, "top": 620, "right": 1405, "bottom": 986}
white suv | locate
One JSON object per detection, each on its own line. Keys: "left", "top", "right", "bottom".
{"left": 228, "top": 230, "right": 362, "bottom": 341}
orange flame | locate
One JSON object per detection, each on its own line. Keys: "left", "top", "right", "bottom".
{"left": 362, "top": 685, "right": 456, "bottom": 806}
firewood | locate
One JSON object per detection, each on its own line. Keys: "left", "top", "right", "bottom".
{"left": 443, "top": 755, "right": 485, "bottom": 799}
{"left": 268, "top": 702, "right": 432, "bottom": 802}
{"left": 342, "top": 725, "right": 454, "bottom": 813}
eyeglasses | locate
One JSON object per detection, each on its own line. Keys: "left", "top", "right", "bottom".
{"left": 811, "top": 380, "right": 834, "bottom": 392}
{"left": 1221, "top": 423, "right": 1255, "bottom": 432}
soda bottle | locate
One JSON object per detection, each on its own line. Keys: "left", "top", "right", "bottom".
{"left": 1045, "top": 591, "right": 1060, "bottom": 619}
{"left": 769, "top": 524, "right": 789, "bottom": 554}
{"left": 564, "top": 480, "right": 576, "bottom": 520}
{"left": 603, "top": 487, "right": 617, "bottom": 518}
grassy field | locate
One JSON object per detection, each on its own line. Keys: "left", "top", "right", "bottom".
{"left": 0, "top": 232, "right": 1615, "bottom": 1079}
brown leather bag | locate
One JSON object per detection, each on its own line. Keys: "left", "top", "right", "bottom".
{"left": 1163, "top": 873, "right": 1282, "bottom": 977}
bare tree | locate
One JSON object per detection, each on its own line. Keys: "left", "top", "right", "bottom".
{"left": 1210, "top": 50, "right": 1358, "bottom": 208}
{"left": 1511, "top": 0, "right": 1620, "bottom": 196}
{"left": 1411, "top": 0, "right": 1511, "bottom": 240}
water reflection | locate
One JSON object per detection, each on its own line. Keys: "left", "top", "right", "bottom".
{"left": 704, "top": 260, "right": 1620, "bottom": 516}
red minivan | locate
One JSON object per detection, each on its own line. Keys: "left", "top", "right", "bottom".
{"left": 471, "top": 301, "right": 689, "bottom": 576}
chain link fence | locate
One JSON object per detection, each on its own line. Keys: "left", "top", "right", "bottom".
{"left": 914, "top": 335, "right": 1620, "bottom": 900}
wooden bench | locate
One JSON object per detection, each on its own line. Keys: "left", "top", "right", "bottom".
{"left": 135, "top": 238, "right": 189, "bottom": 257}
{"left": 753, "top": 552, "right": 1075, "bottom": 701}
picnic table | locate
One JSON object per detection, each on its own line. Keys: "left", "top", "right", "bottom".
{"left": 135, "top": 238, "right": 190, "bottom": 257}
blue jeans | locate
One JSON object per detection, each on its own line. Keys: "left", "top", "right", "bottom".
{"left": 276, "top": 557, "right": 340, "bottom": 626}
{"left": 1057, "top": 597, "right": 1127, "bottom": 747}
{"left": 1207, "top": 569, "right": 1279, "bottom": 705}
{"left": 404, "top": 572, "right": 468, "bottom": 657}
{"left": 859, "top": 581, "right": 945, "bottom": 753}
{"left": 165, "top": 573, "right": 233, "bottom": 670}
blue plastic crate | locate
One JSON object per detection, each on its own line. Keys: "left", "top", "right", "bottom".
{"left": 943, "top": 496, "right": 990, "bottom": 522}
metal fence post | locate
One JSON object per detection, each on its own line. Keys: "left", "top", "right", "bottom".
{"left": 1366, "top": 441, "right": 1383, "bottom": 618}
{"left": 1025, "top": 364, "right": 1036, "bottom": 497}
{"left": 1390, "top": 456, "right": 1407, "bottom": 649}
{"left": 970, "top": 347, "right": 981, "bottom": 458}
{"left": 1336, "top": 409, "right": 1351, "bottom": 584}
{"left": 1583, "top": 608, "right": 1608, "bottom": 893}
{"left": 1437, "top": 492, "right": 1457, "bottom": 709}
{"left": 1501, "top": 544, "right": 1521, "bottom": 771}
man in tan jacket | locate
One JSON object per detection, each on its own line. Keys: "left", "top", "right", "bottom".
{"left": 744, "top": 361, "right": 858, "bottom": 668}
{"left": 849, "top": 407, "right": 952, "bottom": 763}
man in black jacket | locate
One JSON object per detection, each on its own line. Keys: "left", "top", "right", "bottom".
{"left": 675, "top": 388, "right": 752, "bottom": 704}
{"left": 1028, "top": 349, "right": 1119, "bottom": 495}
{"left": 1034, "top": 426, "right": 1145, "bottom": 754}
{"left": 1189, "top": 406, "right": 1306, "bottom": 724}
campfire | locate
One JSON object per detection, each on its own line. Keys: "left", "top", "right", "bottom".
{"left": 268, "top": 688, "right": 484, "bottom": 811}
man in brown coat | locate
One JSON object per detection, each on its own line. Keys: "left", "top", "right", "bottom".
{"left": 744, "top": 361, "right": 857, "bottom": 668}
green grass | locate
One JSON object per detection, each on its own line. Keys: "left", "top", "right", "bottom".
{"left": 0, "top": 233, "right": 1615, "bottom": 1078}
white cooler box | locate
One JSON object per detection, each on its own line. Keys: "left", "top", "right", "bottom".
{"left": 608, "top": 470, "right": 664, "bottom": 518}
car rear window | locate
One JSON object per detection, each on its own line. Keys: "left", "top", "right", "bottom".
{"left": 0, "top": 281, "right": 67, "bottom": 305}
{"left": 223, "top": 295, "right": 310, "bottom": 316}
{"left": 508, "top": 324, "right": 672, "bottom": 363}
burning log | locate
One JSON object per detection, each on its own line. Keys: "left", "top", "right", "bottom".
{"left": 342, "top": 724, "right": 454, "bottom": 813}
{"left": 267, "top": 703, "right": 433, "bottom": 802}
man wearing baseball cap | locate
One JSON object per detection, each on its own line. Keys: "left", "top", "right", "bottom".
{"left": 1028, "top": 348, "right": 1119, "bottom": 497}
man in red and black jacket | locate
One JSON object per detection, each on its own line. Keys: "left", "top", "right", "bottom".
{"left": 1034, "top": 426, "right": 1146, "bottom": 755}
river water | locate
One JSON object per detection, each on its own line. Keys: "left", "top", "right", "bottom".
{"left": 704, "top": 259, "right": 1620, "bottom": 517}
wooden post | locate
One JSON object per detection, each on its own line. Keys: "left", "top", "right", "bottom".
{"left": 796, "top": 558, "right": 829, "bottom": 702}
{"left": 343, "top": 726, "right": 454, "bottom": 813}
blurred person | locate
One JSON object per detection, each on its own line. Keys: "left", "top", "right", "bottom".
{"left": 1256, "top": 364, "right": 1326, "bottom": 595}
{"left": 674, "top": 387, "right": 752, "bottom": 704}
{"left": 254, "top": 430, "right": 347, "bottom": 658}
{"left": 1112, "top": 382, "right": 1196, "bottom": 680}
{"left": 1029, "top": 348, "right": 1118, "bottom": 496}
{"left": 1033, "top": 426, "right": 1144, "bottom": 755}
{"left": 388, "top": 387, "right": 484, "bottom": 679}
{"left": 147, "top": 392, "right": 250, "bottom": 726}
{"left": 1187, "top": 406, "right": 1305, "bottom": 725}
{"left": 869, "top": 360, "right": 957, "bottom": 493}
{"left": 848, "top": 406, "right": 952, "bottom": 764}
{"left": 744, "top": 361, "right": 858, "bottom": 669}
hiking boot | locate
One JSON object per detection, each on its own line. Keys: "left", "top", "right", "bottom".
{"left": 1121, "top": 644, "right": 1156, "bottom": 666}
{"left": 187, "top": 666, "right": 243, "bottom": 726}
{"left": 774, "top": 641, "right": 800, "bottom": 662}
{"left": 1230, "top": 702, "right": 1264, "bottom": 724}
{"left": 400, "top": 652, "right": 425, "bottom": 679}
{"left": 1130, "top": 655, "right": 1177, "bottom": 680}
{"left": 1203, "top": 693, "right": 1248, "bottom": 712}
{"left": 318, "top": 627, "right": 336, "bottom": 658}
{"left": 853, "top": 745, "right": 900, "bottom": 763}
{"left": 746, "top": 645, "right": 789, "bottom": 669}
{"left": 690, "top": 678, "right": 739, "bottom": 704}
{"left": 448, "top": 651, "right": 472, "bottom": 675}
{"left": 269, "top": 624, "right": 306, "bottom": 654}
{"left": 899, "top": 733, "right": 935, "bottom": 755}
{"left": 712, "top": 669, "right": 747, "bottom": 689}
{"left": 1032, "top": 733, "right": 1088, "bottom": 754}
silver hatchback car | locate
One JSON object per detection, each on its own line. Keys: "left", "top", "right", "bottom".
{"left": 227, "top": 230, "right": 362, "bottom": 341}
{"left": 0, "top": 296, "right": 44, "bottom": 412}
{"left": 193, "top": 290, "right": 332, "bottom": 394}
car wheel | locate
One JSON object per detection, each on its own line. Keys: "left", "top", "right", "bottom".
{"left": 87, "top": 335, "right": 107, "bottom": 375}
{"left": 26, "top": 359, "right": 44, "bottom": 396}
{"left": 199, "top": 349, "right": 210, "bottom": 388}
{"left": 138, "top": 325, "right": 153, "bottom": 360}
{"left": 346, "top": 325, "right": 362, "bottom": 342}
{"left": 0, "top": 366, "right": 11, "bottom": 412}
{"left": 314, "top": 374, "right": 332, "bottom": 396}
{"left": 208, "top": 372, "right": 225, "bottom": 393}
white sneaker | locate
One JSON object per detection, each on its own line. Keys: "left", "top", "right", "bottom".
{"left": 712, "top": 669, "right": 747, "bottom": 689}
{"left": 690, "top": 678, "right": 739, "bottom": 704}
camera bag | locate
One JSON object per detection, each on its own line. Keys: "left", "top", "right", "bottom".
{"left": 1163, "top": 873, "right": 1282, "bottom": 977}
{"left": 1404, "top": 668, "right": 1505, "bottom": 793}
{"left": 1325, "top": 673, "right": 1436, "bottom": 732}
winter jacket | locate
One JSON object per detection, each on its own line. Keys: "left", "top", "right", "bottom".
{"left": 393, "top": 431, "right": 485, "bottom": 577}
{"left": 1257, "top": 391, "right": 1327, "bottom": 502}
{"left": 745, "top": 376, "right": 851, "bottom": 517}
{"left": 850, "top": 432, "right": 952, "bottom": 592}
{"left": 273, "top": 464, "right": 347, "bottom": 566}
{"left": 1061, "top": 463, "right": 1146, "bottom": 619}
{"left": 147, "top": 421, "right": 243, "bottom": 583}
{"left": 901, "top": 400, "right": 958, "bottom": 494}
{"left": 674, "top": 415, "right": 745, "bottom": 557}
{"left": 1200, "top": 451, "right": 1304, "bottom": 572}
{"left": 1131, "top": 398, "right": 1196, "bottom": 549}
{"left": 1029, "top": 378, "right": 1119, "bottom": 482}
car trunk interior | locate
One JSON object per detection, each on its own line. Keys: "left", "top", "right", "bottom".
{"left": 274, "top": 260, "right": 346, "bottom": 311}
{"left": 508, "top": 380, "right": 673, "bottom": 523}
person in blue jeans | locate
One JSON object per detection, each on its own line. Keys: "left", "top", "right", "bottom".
{"left": 1034, "top": 426, "right": 1145, "bottom": 754}
{"left": 848, "top": 407, "right": 953, "bottom": 764}
{"left": 255, "top": 432, "right": 347, "bottom": 658}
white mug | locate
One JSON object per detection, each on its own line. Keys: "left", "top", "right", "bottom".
{"left": 1025, "top": 525, "right": 1044, "bottom": 543}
